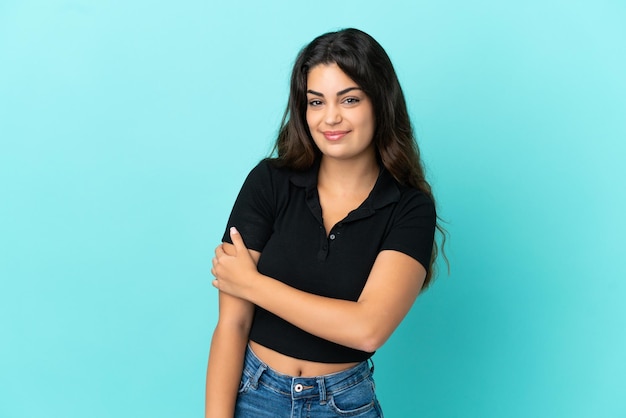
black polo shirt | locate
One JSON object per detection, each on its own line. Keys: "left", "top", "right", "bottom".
{"left": 222, "top": 158, "right": 436, "bottom": 363}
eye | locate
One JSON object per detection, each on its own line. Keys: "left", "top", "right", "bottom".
{"left": 308, "top": 99, "right": 323, "bottom": 107}
{"left": 343, "top": 97, "right": 360, "bottom": 105}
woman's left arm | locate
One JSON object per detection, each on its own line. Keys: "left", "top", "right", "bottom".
{"left": 211, "top": 227, "right": 425, "bottom": 353}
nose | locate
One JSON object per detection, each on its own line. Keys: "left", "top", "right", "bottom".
{"left": 324, "top": 104, "right": 342, "bottom": 125}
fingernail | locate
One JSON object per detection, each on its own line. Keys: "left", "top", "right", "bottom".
{"left": 230, "top": 226, "right": 239, "bottom": 234}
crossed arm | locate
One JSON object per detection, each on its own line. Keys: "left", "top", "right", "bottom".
{"left": 205, "top": 250, "right": 260, "bottom": 418}
{"left": 211, "top": 227, "right": 426, "bottom": 353}
{"left": 206, "top": 227, "right": 425, "bottom": 416}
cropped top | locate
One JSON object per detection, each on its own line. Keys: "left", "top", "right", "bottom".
{"left": 222, "top": 158, "right": 436, "bottom": 363}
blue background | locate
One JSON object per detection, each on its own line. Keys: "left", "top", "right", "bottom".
{"left": 1, "top": 1, "right": 625, "bottom": 417}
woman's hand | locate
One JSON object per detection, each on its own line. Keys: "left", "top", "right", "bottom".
{"left": 211, "top": 227, "right": 259, "bottom": 300}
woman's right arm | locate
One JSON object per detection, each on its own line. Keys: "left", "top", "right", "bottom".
{"left": 205, "top": 249, "right": 259, "bottom": 418}
{"left": 206, "top": 160, "right": 272, "bottom": 416}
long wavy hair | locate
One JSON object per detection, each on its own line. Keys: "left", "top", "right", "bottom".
{"left": 271, "top": 28, "right": 446, "bottom": 287}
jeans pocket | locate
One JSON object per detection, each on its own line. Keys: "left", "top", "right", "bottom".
{"left": 327, "top": 378, "right": 377, "bottom": 417}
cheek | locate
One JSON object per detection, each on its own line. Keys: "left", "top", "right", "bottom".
{"left": 306, "top": 111, "right": 320, "bottom": 134}
{"left": 365, "top": 111, "right": 376, "bottom": 138}
{"left": 357, "top": 113, "right": 375, "bottom": 137}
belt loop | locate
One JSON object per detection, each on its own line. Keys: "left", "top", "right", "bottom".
{"left": 249, "top": 362, "right": 267, "bottom": 389}
{"left": 316, "top": 377, "right": 327, "bottom": 405}
{"left": 368, "top": 357, "right": 375, "bottom": 374}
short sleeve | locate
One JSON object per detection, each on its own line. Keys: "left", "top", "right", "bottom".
{"left": 380, "top": 192, "right": 436, "bottom": 271}
{"left": 221, "top": 160, "right": 275, "bottom": 252}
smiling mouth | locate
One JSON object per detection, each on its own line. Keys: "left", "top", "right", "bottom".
{"left": 323, "top": 131, "right": 350, "bottom": 141}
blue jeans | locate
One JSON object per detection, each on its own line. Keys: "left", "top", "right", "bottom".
{"left": 235, "top": 345, "right": 384, "bottom": 417}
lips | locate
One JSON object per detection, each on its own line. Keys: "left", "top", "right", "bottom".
{"left": 323, "top": 130, "right": 350, "bottom": 141}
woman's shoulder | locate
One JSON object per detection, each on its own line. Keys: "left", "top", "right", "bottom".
{"left": 394, "top": 182, "right": 436, "bottom": 218}
{"left": 249, "top": 158, "right": 291, "bottom": 176}
{"left": 241, "top": 158, "right": 297, "bottom": 191}
{"left": 377, "top": 167, "right": 434, "bottom": 211}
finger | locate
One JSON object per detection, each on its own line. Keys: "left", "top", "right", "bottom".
{"left": 211, "top": 257, "right": 221, "bottom": 277}
{"left": 229, "top": 226, "right": 247, "bottom": 251}
{"left": 222, "top": 242, "right": 236, "bottom": 256}
{"left": 215, "top": 245, "right": 225, "bottom": 257}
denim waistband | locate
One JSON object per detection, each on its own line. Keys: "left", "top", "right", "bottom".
{"left": 242, "top": 344, "right": 374, "bottom": 403}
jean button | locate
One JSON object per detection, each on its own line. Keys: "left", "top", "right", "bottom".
{"left": 294, "top": 383, "right": 303, "bottom": 393}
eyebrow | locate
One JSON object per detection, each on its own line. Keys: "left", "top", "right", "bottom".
{"left": 306, "top": 87, "right": 362, "bottom": 97}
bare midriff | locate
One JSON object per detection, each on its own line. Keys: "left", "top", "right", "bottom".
{"left": 249, "top": 341, "right": 360, "bottom": 377}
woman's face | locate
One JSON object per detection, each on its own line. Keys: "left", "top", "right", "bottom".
{"left": 305, "top": 63, "right": 376, "bottom": 163}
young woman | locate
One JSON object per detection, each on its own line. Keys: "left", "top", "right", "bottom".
{"left": 206, "top": 28, "right": 443, "bottom": 418}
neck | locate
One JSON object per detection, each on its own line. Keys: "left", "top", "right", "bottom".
{"left": 318, "top": 155, "right": 380, "bottom": 195}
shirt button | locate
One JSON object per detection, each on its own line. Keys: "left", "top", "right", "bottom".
{"left": 329, "top": 234, "right": 336, "bottom": 240}
{"left": 294, "top": 383, "right": 303, "bottom": 393}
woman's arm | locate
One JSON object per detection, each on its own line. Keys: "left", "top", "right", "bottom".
{"left": 212, "top": 228, "right": 425, "bottom": 353}
{"left": 205, "top": 249, "right": 259, "bottom": 418}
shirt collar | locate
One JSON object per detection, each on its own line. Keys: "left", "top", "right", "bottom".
{"left": 290, "top": 159, "right": 401, "bottom": 210}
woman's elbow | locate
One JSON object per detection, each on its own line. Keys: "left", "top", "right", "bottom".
{"left": 353, "top": 324, "right": 390, "bottom": 353}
